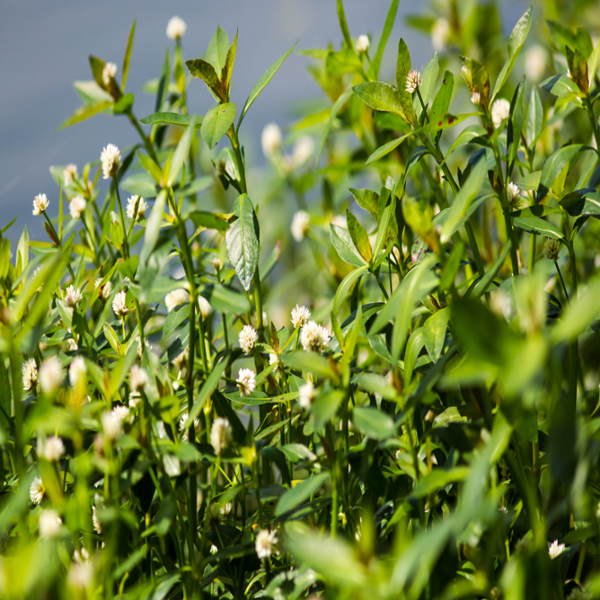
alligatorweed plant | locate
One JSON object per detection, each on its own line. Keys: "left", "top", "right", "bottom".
{"left": 3, "top": 1, "right": 600, "bottom": 599}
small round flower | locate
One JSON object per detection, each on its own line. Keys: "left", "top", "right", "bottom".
{"left": 126, "top": 195, "right": 147, "bottom": 220}
{"left": 102, "top": 62, "right": 117, "bottom": 85}
{"left": 255, "top": 529, "right": 277, "bottom": 559}
{"left": 63, "top": 338, "right": 78, "bottom": 352}
{"left": 41, "top": 436, "right": 65, "bottom": 461}
{"left": 63, "top": 164, "right": 78, "bottom": 187}
{"left": 165, "top": 288, "right": 189, "bottom": 312}
{"left": 471, "top": 91, "right": 481, "bottom": 105}
{"left": 112, "top": 405, "right": 130, "bottom": 423}
{"left": 212, "top": 257, "right": 222, "bottom": 271}
{"left": 291, "top": 304, "right": 311, "bottom": 329}
{"left": 291, "top": 210, "right": 310, "bottom": 242}
{"left": 39, "top": 357, "right": 63, "bottom": 394}
{"left": 548, "top": 539, "right": 565, "bottom": 559}
{"left": 239, "top": 324, "right": 258, "bottom": 354}
{"left": 300, "top": 321, "right": 331, "bottom": 353}
{"left": 129, "top": 365, "right": 149, "bottom": 393}
{"left": 164, "top": 454, "right": 181, "bottom": 477}
{"left": 166, "top": 16, "right": 187, "bottom": 40}
{"left": 178, "top": 412, "right": 200, "bottom": 441}
{"left": 542, "top": 237, "right": 562, "bottom": 261}
{"left": 356, "top": 35, "right": 370, "bottom": 53}
{"left": 405, "top": 69, "right": 423, "bottom": 94}
{"left": 65, "top": 285, "right": 83, "bottom": 307}
{"left": 69, "top": 356, "right": 87, "bottom": 387}
{"left": 261, "top": 123, "right": 282, "bottom": 157}
{"left": 22, "top": 358, "right": 38, "bottom": 391}
{"left": 506, "top": 182, "right": 522, "bottom": 210}
{"left": 236, "top": 368, "right": 256, "bottom": 397}
{"left": 524, "top": 45, "right": 548, "bottom": 83}
{"left": 39, "top": 509, "right": 62, "bottom": 538}
{"left": 30, "top": 476, "right": 45, "bottom": 505}
{"left": 94, "top": 279, "right": 113, "bottom": 300}
{"left": 112, "top": 290, "right": 128, "bottom": 318}
{"left": 33, "top": 193, "right": 49, "bottom": 216}
{"left": 431, "top": 18, "right": 450, "bottom": 51}
{"left": 101, "top": 410, "right": 122, "bottom": 440}
{"left": 491, "top": 98, "right": 510, "bottom": 128}
{"left": 100, "top": 144, "right": 121, "bottom": 180}
{"left": 128, "top": 392, "right": 141, "bottom": 409}
{"left": 198, "top": 296, "right": 212, "bottom": 319}
{"left": 290, "top": 136, "right": 314, "bottom": 170}
{"left": 68, "top": 561, "right": 94, "bottom": 590}
{"left": 69, "top": 196, "right": 86, "bottom": 219}
{"left": 269, "top": 353, "right": 280, "bottom": 372}
{"left": 298, "top": 381, "right": 316, "bottom": 410}
{"left": 210, "top": 417, "right": 232, "bottom": 455}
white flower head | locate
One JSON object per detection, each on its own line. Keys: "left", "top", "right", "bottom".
{"left": 255, "top": 529, "right": 278, "bottom": 559}
{"left": 542, "top": 237, "right": 562, "bottom": 261}
{"left": 101, "top": 410, "right": 122, "bottom": 440}
{"left": 549, "top": 539, "right": 565, "bottom": 559}
{"left": 63, "top": 164, "right": 78, "bottom": 187}
{"left": 102, "top": 62, "right": 117, "bottom": 85}
{"left": 269, "top": 353, "right": 280, "bottom": 372}
{"left": 128, "top": 392, "right": 141, "bottom": 409}
{"left": 298, "top": 381, "right": 316, "bottom": 410}
{"left": 236, "top": 368, "right": 256, "bottom": 397}
{"left": 39, "top": 357, "right": 64, "bottom": 394}
{"left": 68, "top": 560, "right": 94, "bottom": 590}
{"left": 212, "top": 257, "right": 222, "bottom": 271}
{"left": 300, "top": 321, "right": 331, "bottom": 352}
{"left": 506, "top": 182, "right": 522, "bottom": 210}
{"left": 210, "top": 417, "right": 232, "bottom": 455}
{"left": 431, "top": 18, "right": 450, "bottom": 51}
{"left": 405, "top": 69, "right": 423, "bottom": 94}
{"left": 33, "top": 194, "right": 49, "bottom": 216}
{"left": 64, "top": 285, "right": 83, "bottom": 307}
{"left": 22, "top": 358, "right": 38, "bottom": 391}
{"left": 163, "top": 454, "right": 181, "bottom": 477}
{"left": 491, "top": 98, "right": 511, "bottom": 128}
{"left": 129, "top": 365, "right": 149, "bottom": 393}
{"left": 165, "top": 288, "right": 189, "bottom": 312}
{"left": 198, "top": 296, "right": 212, "bottom": 319}
{"left": 112, "top": 405, "right": 130, "bottom": 423}
{"left": 471, "top": 91, "right": 481, "bottom": 105}
{"left": 126, "top": 195, "right": 147, "bottom": 220}
{"left": 356, "top": 35, "right": 370, "bottom": 53}
{"left": 30, "top": 476, "right": 45, "bottom": 505}
{"left": 291, "top": 136, "right": 314, "bottom": 169}
{"left": 239, "top": 324, "right": 258, "bottom": 354}
{"left": 41, "top": 436, "right": 65, "bottom": 462}
{"left": 100, "top": 144, "right": 121, "bottom": 179}
{"left": 92, "top": 505, "right": 102, "bottom": 534}
{"left": 525, "top": 45, "right": 547, "bottom": 82}
{"left": 291, "top": 210, "right": 310, "bottom": 242}
{"left": 69, "top": 196, "right": 86, "bottom": 219}
{"left": 261, "top": 123, "right": 282, "bottom": 157}
{"left": 94, "top": 279, "right": 113, "bottom": 300}
{"left": 178, "top": 412, "right": 200, "bottom": 441}
{"left": 110, "top": 211, "right": 119, "bottom": 225}
{"left": 39, "top": 509, "right": 62, "bottom": 538}
{"left": 166, "top": 16, "right": 187, "bottom": 40}
{"left": 291, "top": 304, "right": 311, "bottom": 329}
{"left": 63, "top": 338, "right": 78, "bottom": 352}
{"left": 69, "top": 356, "right": 87, "bottom": 387}
{"left": 112, "top": 290, "right": 128, "bottom": 318}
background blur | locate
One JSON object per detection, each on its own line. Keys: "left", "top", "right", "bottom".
{"left": 1, "top": 0, "right": 526, "bottom": 243}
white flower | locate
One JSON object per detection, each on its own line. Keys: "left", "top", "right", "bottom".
{"left": 165, "top": 288, "right": 189, "bottom": 312}
{"left": 298, "top": 381, "right": 316, "bottom": 410}
{"left": 405, "top": 69, "right": 423, "bottom": 94}
{"left": 91, "top": 505, "right": 102, "bottom": 535}
{"left": 163, "top": 455, "right": 181, "bottom": 477}
{"left": 63, "top": 164, "right": 78, "bottom": 187}
{"left": 63, "top": 338, "right": 78, "bottom": 352}
{"left": 69, "top": 196, "right": 86, "bottom": 219}
{"left": 212, "top": 257, "right": 222, "bottom": 271}
{"left": 525, "top": 45, "right": 547, "bottom": 82}
{"left": 236, "top": 368, "right": 256, "bottom": 397}
{"left": 255, "top": 529, "right": 277, "bottom": 559}
{"left": 110, "top": 211, "right": 119, "bottom": 225}
{"left": 173, "top": 346, "right": 189, "bottom": 370}
{"left": 39, "top": 509, "right": 62, "bottom": 538}
{"left": 69, "top": 357, "right": 87, "bottom": 387}
{"left": 65, "top": 285, "right": 83, "bottom": 307}
{"left": 112, "top": 405, "right": 130, "bottom": 423}
{"left": 198, "top": 296, "right": 212, "bottom": 319}
{"left": 548, "top": 539, "right": 565, "bottom": 559}
{"left": 129, "top": 365, "right": 149, "bottom": 392}
{"left": 291, "top": 304, "right": 311, "bottom": 329}
{"left": 100, "top": 144, "right": 121, "bottom": 179}
{"left": 94, "top": 279, "right": 112, "bottom": 300}
{"left": 331, "top": 215, "right": 346, "bottom": 228}
{"left": 239, "top": 324, "right": 258, "bottom": 354}
{"left": 178, "top": 412, "right": 200, "bottom": 441}
{"left": 101, "top": 410, "right": 122, "bottom": 440}
{"left": 166, "top": 16, "right": 187, "bottom": 40}
{"left": 431, "top": 18, "right": 450, "bottom": 51}
{"left": 41, "top": 436, "right": 65, "bottom": 461}
{"left": 471, "top": 91, "right": 481, "bottom": 105}
{"left": 269, "top": 353, "right": 279, "bottom": 372}
{"left": 542, "top": 237, "right": 561, "bottom": 261}
{"left": 356, "top": 35, "right": 370, "bottom": 53}
{"left": 291, "top": 210, "right": 310, "bottom": 241}
{"left": 112, "top": 290, "right": 128, "bottom": 318}
{"left": 126, "top": 195, "right": 147, "bottom": 220}
{"left": 22, "top": 358, "right": 38, "bottom": 391}
{"left": 506, "top": 182, "right": 522, "bottom": 210}
{"left": 68, "top": 561, "right": 94, "bottom": 590}
{"left": 210, "top": 417, "right": 232, "bottom": 455}
{"left": 102, "top": 62, "right": 117, "bottom": 85}
{"left": 32, "top": 193, "right": 49, "bottom": 216}
{"left": 290, "top": 136, "right": 314, "bottom": 169}
{"left": 39, "top": 357, "right": 63, "bottom": 394}
{"left": 261, "top": 123, "right": 282, "bottom": 157}
{"left": 29, "top": 476, "right": 45, "bottom": 505}
{"left": 128, "top": 392, "right": 141, "bottom": 409}
{"left": 491, "top": 98, "right": 510, "bottom": 128}
{"left": 300, "top": 321, "right": 331, "bottom": 352}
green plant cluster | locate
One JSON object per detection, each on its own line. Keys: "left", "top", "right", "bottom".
{"left": 3, "top": 1, "right": 600, "bottom": 598}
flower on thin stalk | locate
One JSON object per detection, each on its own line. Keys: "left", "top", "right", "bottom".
{"left": 33, "top": 194, "right": 49, "bottom": 216}
{"left": 101, "top": 410, "right": 122, "bottom": 440}
{"left": 30, "top": 476, "right": 45, "bottom": 505}
{"left": 40, "top": 436, "right": 65, "bottom": 461}
{"left": 405, "top": 69, "right": 423, "bottom": 94}
{"left": 542, "top": 238, "right": 561, "bottom": 261}
{"left": 255, "top": 529, "right": 277, "bottom": 559}
{"left": 356, "top": 35, "right": 370, "bottom": 53}
{"left": 129, "top": 365, "right": 149, "bottom": 393}
{"left": 166, "top": 16, "right": 187, "bottom": 40}
{"left": 239, "top": 324, "right": 258, "bottom": 354}
{"left": 179, "top": 412, "right": 200, "bottom": 441}
{"left": 298, "top": 381, "right": 316, "bottom": 410}
{"left": 65, "top": 285, "right": 83, "bottom": 307}
{"left": 210, "top": 417, "right": 232, "bottom": 455}
{"left": 23, "top": 358, "right": 38, "bottom": 391}
{"left": 112, "top": 290, "right": 128, "bottom": 318}
{"left": 100, "top": 144, "right": 121, "bottom": 180}
{"left": 39, "top": 357, "right": 64, "bottom": 394}
{"left": 300, "top": 321, "right": 330, "bottom": 352}
{"left": 165, "top": 288, "right": 189, "bottom": 312}
{"left": 506, "top": 182, "right": 522, "bottom": 210}
{"left": 39, "top": 509, "right": 62, "bottom": 538}
{"left": 69, "top": 196, "right": 86, "bottom": 219}
{"left": 471, "top": 92, "right": 481, "bottom": 105}
{"left": 69, "top": 356, "right": 87, "bottom": 387}
{"left": 198, "top": 296, "right": 212, "bottom": 319}
{"left": 291, "top": 304, "right": 311, "bottom": 329}
{"left": 63, "top": 164, "right": 77, "bottom": 187}
{"left": 236, "top": 368, "right": 256, "bottom": 397}
{"left": 94, "top": 279, "right": 112, "bottom": 300}
{"left": 261, "top": 123, "right": 282, "bottom": 157}
{"left": 291, "top": 210, "right": 310, "bottom": 241}
{"left": 491, "top": 99, "right": 510, "bottom": 128}
{"left": 431, "top": 18, "right": 450, "bottom": 51}
{"left": 102, "top": 62, "right": 117, "bottom": 85}
{"left": 126, "top": 195, "right": 147, "bottom": 220}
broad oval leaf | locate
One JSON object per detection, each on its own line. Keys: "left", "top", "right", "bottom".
{"left": 352, "top": 406, "right": 396, "bottom": 440}
{"left": 201, "top": 103, "right": 236, "bottom": 150}
{"left": 275, "top": 473, "right": 329, "bottom": 516}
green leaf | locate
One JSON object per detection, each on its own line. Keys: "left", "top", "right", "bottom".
{"left": 566, "top": 46, "right": 590, "bottom": 93}
{"left": 404, "top": 329, "right": 425, "bottom": 387}
{"left": 186, "top": 59, "right": 224, "bottom": 101}
{"left": 312, "top": 389, "right": 345, "bottom": 429}
{"left": 430, "top": 71, "right": 454, "bottom": 126}
{"left": 326, "top": 48, "right": 364, "bottom": 75}
{"left": 551, "top": 278, "right": 600, "bottom": 343}
{"left": 422, "top": 307, "right": 450, "bottom": 362}
{"left": 352, "top": 82, "right": 406, "bottom": 119}
{"left": 560, "top": 188, "right": 600, "bottom": 217}
{"left": 202, "top": 283, "right": 251, "bottom": 314}
{"left": 352, "top": 406, "right": 396, "bottom": 440}
{"left": 459, "top": 56, "right": 490, "bottom": 104}
{"left": 416, "top": 53, "right": 439, "bottom": 116}
{"left": 330, "top": 224, "right": 368, "bottom": 267}
{"left": 410, "top": 467, "right": 470, "bottom": 499}
{"left": 336, "top": 0, "right": 354, "bottom": 50}
{"left": 507, "top": 78, "right": 526, "bottom": 169}
{"left": 512, "top": 215, "right": 563, "bottom": 239}
{"left": 315, "top": 89, "right": 353, "bottom": 167}
{"left": 491, "top": 6, "right": 532, "bottom": 101}
{"left": 186, "top": 211, "right": 231, "bottom": 232}
{"left": 139, "top": 112, "right": 202, "bottom": 127}
{"left": 156, "top": 49, "right": 170, "bottom": 113}
{"left": 281, "top": 352, "right": 339, "bottom": 383}
{"left": 356, "top": 373, "right": 398, "bottom": 401}
{"left": 536, "top": 145, "right": 582, "bottom": 203}
{"left": 186, "top": 358, "right": 229, "bottom": 425}
{"left": 225, "top": 194, "right": 260, "bottom": 291}
{"left": 332, "top": 265, "right": 369, "bottom": 317}
{"left": 467, "top": 240, "right": 512, "bottom": 300}
{"left": 200, "top": 103, "right": 236, "bottom": 150}
{"left": 371, "top": 0, "right": 400, "bottom": 77}
{"left": 346, "top": 211, "right": 372, "bottom": 262}
{"left": 168, "top": 115, "right": 197, "bottom": 187}
{"left": 275, "top": 473, "right": 329, "bottom": 516}
{"left": 163, "top": 305, "right": 188, "bottom": 340}
{"left": 239, "top": 41, "right": 298, "bottom": 128}
{"left": 525, "top": 87, "right": 543, "bottom": 147}
{"left": 140, "top": 189, "right": 167, "bottom": 269}
{"left": 205, "top": 26, "right": 230, "bottom": 74}
{"left": 394, "top": 39, "right": 416, "bottom": 125}
{"left": 103, "top": 323, "right": 121, "bottom": 354}
{"left": 122, "top": 19, "right": 136, "bottom": 92}
{"left": 57, "top": 101, "right": 113, "bottom": 130}
{"left": 349, "top": 188, "right": 379, "bottom": 220}
{"left": 220, "top": 31, "right": 238, "bottom": 99}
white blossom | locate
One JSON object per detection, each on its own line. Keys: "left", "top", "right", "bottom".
{"left": 102, "top": 62, "right": 117, "bottom": 85}
{"left": 239, "top": 324, "right": 258, "bottom": 354}
{"left": 431, "top": 18, "right": 450, "bottom": 51}
{"left": 405, "top": 69, "right": 423, "bottom": 94}
{"left": 22, "top": 358, "right": 38, "bottom": 391}
{"left": 126, "top": 195, "right": 147, "bottom": 220}
{"left": 128, "top": 392, "right": 141, "bottom": 409}
{"left": 112, "top": 405, "right": 130, "bottom": 424}
{"left": 298, "top": 381, "right": 316, "bottom": 410}
{"left": 63, "top": 338, "right": 78, "bottom": 352}
{"left": 291, "top": 210, "right": 310, "bottom": 241}
{"left": 69, "top": 196, "right": 86, "bottom": 219}
{"left": 32, "top": 194, "right": 49, "bottom": 216}
{"left": 178, "top": 412, "right": 200, "bottom": 441}
{"left": 69, "top": 356, "right": 87, "bottom": 387}
{"left": 524, "top": 45, "right": 547, "bottom": 82}
{"left": 101, "top": 410, "right": 122, "bottom": 440}
{"left": 39, "top": 357, "right": 63, "bottom": 394}
{"left": 255, "top": 529, "right": 277, "bottom": 559}
{"left": 163, "top": 454, "right": 181, "bottom": 477}
{"left": 65, "top": 285, "right": 83, "bottom": 307}
{"left": 542, "top": 237, "right": 561, "bottom": 261}
{"left": 356, "top": 35, "right": 370, "bottom": 53}
{"left": 290, "top": 136, "right": 314, "bottom": 169}
{"left": 100, "top": 144, "right": 121, "bottom": 179}
{"left": 471, "top": 91, "right": 481, "bottom": 105}
{"left": 29, "top": 476, "right": 45, "bottom": 505}
{"left": 300, "top": 321, "right": 330, "bottom": 352}
{"left": 94, "top": 279, "right": 112, "bottom": 300}
{"left": 491, "top": 99, "right": 510, "bottom": 128}
{"left": 165, "top": 288, "right": 189, "bottom": 312}
{"left": 63, "top": 164, "right": 78, "bottom": 187}
{"left": 506, "top": 182, "right": 522, "bottom": 210}
{"left": 39, "top": 509, "right": 62, "bottom": 538}
{"left": 40, "top": 436, "right": 65, "bottom": 461}
{"left": 166, "top": 16, "right": 187, "bottom": 40}
{"left": 269, "top": 353, "right": 280, "bottom": 372}
{"left": 210, "top": 417, "right": 232, "bottom": 455}
{"left": 198, "top": 296, "right": 212, "bottom": 319}
{"left": 291, "top": 304, "right": 311, "bottom": 329}
{"left": 548, "top": 539, "right": 565, "bottom": 559}
{"left": 261, "top": 123, "right": 282, "bottom": 157}
{"left": 129, "top": 365, "right": 149, "bottom": 392}
{"left": 236, "top": 368, "right": 256, "bottom": 397}
{"left": 112, "top": 290, "right": 128, "bottom": 318}
{"left": 212, "top": 257, "right": 222, "bottom": 271}
{"left": 68, "top": 561, "right": 94, "bottom": 590}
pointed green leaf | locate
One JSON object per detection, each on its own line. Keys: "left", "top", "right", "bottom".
{"left": 371, "top": 0, "right": 399, "bottom": 77}
{"left": 57, "top": 101, "right": 113, "bottom": 130}
{"left": 205, "top": 26, "right": 230, "bottom": 74}
{"left": 353, "top": 406, "right": 396, "bottom": 440}
{"left": 167, "top": 115, "right": 197, "bottom": 186}
{"left": 122, "top": 19, "right": 136, "bottom": 92}
{"left": 200, "top": 103, "right": 236, "bottom": 150}
{"left": 276, "top": 473, "right": 329, "bottom": 516}
{"left": 346, "top": 210, "right": 372, "bottom": 262}
{"left": 330, "top": 224, "right": 367, "bottom": 267}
